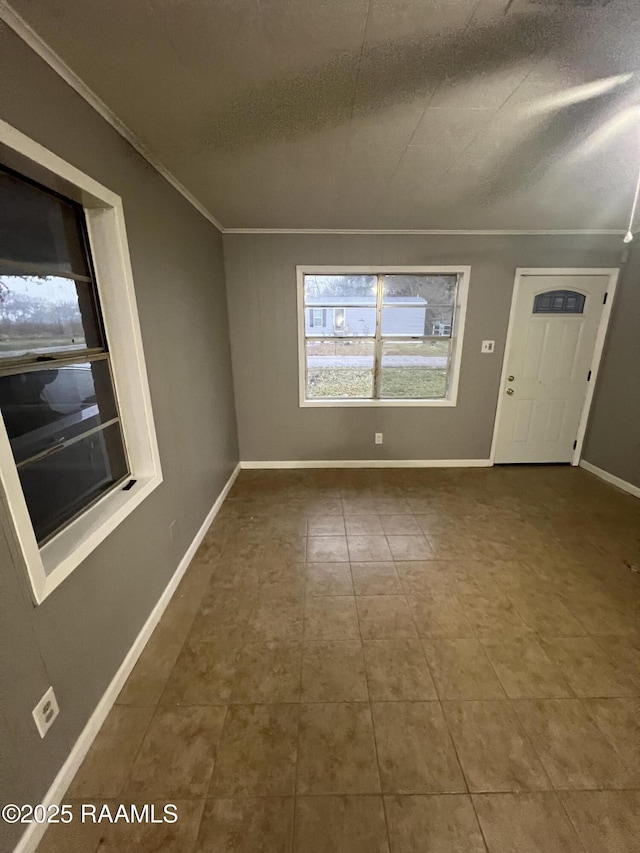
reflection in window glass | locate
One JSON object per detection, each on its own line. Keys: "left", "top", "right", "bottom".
{"left": 0, "top": 360, "right": 119, "bottom": 465}
{"left": 18, "top": 421, "right": 128, "bottom": 543}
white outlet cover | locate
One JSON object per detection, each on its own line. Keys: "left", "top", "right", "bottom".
{"left": 374, "top": 433, "right": 383, "bottom": 444}
{"left": 33, "top": 686, "right": 59, "bottom": 738}
{"left": 481, "top": 340, "right": 495, "bottom": 353}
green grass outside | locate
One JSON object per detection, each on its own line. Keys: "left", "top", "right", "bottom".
{"left": 307, "top": 339, "right": 449, "bottom": 357}
{"left": 308, "top": 368, "right": 447, "bottom": 399}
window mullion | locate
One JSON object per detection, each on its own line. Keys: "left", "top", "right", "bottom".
{"left": 373, "top": 273, "right": 384, "bottom": 399}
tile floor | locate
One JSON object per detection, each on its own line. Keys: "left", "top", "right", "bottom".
{"left": 37, "top": 466, "right": 640, "bottom": 852}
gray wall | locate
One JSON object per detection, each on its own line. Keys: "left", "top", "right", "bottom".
{"left": 0, "top": 24, "right": 238, "bottom": 850}
{"left": 583, "top": 244, "right": 640, "bottom": 488}
{"left": 223, "top": 232, "right": 625, "bottom": 463}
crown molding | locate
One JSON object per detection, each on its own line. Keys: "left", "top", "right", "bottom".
{"left": 223, "top": 228, "right": 626, "bottom": 235}
{"left": 0, "top": 0, "right": 224, "bottom": 233}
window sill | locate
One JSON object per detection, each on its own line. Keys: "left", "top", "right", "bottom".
{"left": 32, "top": 473, "right": 162, "bottom": 603}
{"left": 300, "top": 398, "right": 457, "bottom": 408}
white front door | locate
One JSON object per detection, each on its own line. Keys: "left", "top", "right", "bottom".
{"left": 493, "top": 273, "right": 610, "bottom": 464}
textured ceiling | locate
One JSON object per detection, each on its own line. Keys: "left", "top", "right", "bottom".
{"left": 7, "top": 0, "right": 640, "bottom": 230}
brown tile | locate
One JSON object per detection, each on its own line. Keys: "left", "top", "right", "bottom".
{"left": 375, "top": 498, "right": 411, "bottom": 513}
{"left": 508, "top": 590, "right": 588, "bottom": 637}
{"left": 305, "top": 596, "right": 360, "bottom": 640}
{"left": 407, "top": 593, "right": 475, "bottom": 639}
{"left": 34, "top": 799, "right": 110, "bottom": 853}
{"left": 98, "top": 800, "right": 204, "bottom": 853}
{"left": 351, "top": 562, "right": 402, "bottom": 595}
{"left": 209, "top": 704, "right": 298, "bottom": 796}
{"left": 307, "top": 516, "right": 346, "bottom": 536}
{"left": 209, "top": 557, "right": 260, "bottom": 590}
{"left": 68, "top": 706, "right": 154, "bottom": 797}
{"left": 160, "top": 640, "right": 239, "bottom": 706}
{"left": 372, "top": 701, "right": 465, "bottom": 794}
{"left": 306, "top": 562, "right": 354, "bottom": 595}
{"left": 195, "top": 797, "right": 294, "bottom": 853}
{"left": 443, "top": 700, "right": 550, "bottom": 793}
{"left": 363, "top": 640, "right": 437, "bottom": 700}
{"left": 560, "top": 791, "right": 640, "bottom": 853}
{"left": 458, "top": 591, "right": 530, "bottom": 639}
{"left": 247, "top": 593, "right": 304, "bottom": 642}
{"left": 512, "top": 698, "right": 633, "bottom": 789}
{"left": 482, "top": 637, "right": 573, "bottom": 699}
{"left": 348, "top": 535, "right": 393, "bottom": 562}
{"left": 297, "top": 703, "right": 380, "bottom": 794}
{"left": 125, "top": 705, "right": 226, "bottom": 797}
{"left": 565, "top": 591, "right": 639, "bottom": 636}
{"left": 345, "top": 515, "right": 384, "bottom": 536}
{"left": 301, "top": 641, "right": 368, "bottom": 702}
{"left": 395, "top": 561, "right": 455, "bottom": 595}
{"left": 380, "top": 515, "right": 422, "bottom": 535}
{"left": 116, "top": 635, "right": 184, "bottom": 707}
{"left": 259, "top": 559, "right": 306, "bottom": 588}
{"left": 385, "top": 794, "right": 486, "bottom": 853}
{"left": 230, "top": 642, "right": 302, "bottom": 703}
{"left": 342, "top": 498, "right": 378, "bottom": 515}
{"left": 356, "top": 596, "right": 417, "bottom": 639}
{"left": 473, "top": 792, "right": 585, "bottom": 853}
{"left": 387, "top": 536, "right": 433, "bottom": 561}
{"left": 307, "top": 537, "right": 350, "bottom": 562}
{"left": 294, "top": 796, "right": 389, "bottom": 853}
{"left": 188, "top": 589, "right": 255, "bottom": 644}
{"left": 538, "top": 637, "right": 640, "bottom": 697}
{"left": 582, "top": 698, "right": 640, "bottom": 784}
{"left": 423, "top": 639, "right": 505, "bottom": 700}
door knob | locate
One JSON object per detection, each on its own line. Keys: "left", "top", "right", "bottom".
{"left": 506, "top": 388, "right": 514, "bottom": 395}
{"left": 508, "top": 375, "right": 515, "bottom": 382}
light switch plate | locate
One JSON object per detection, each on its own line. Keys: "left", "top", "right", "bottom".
{"left": 481, "top": 340, "right": 495, "bottom": 353}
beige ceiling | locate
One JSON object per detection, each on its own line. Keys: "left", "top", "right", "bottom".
{"left": 7, "top": 0, "right": 640, "bottom": 230}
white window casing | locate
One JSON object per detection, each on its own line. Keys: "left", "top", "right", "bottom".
{"left": 297, "top": 265, "right": 470, "bottom": 408}
{"left": 0, "top": 120, "right": 162, "bottom": 604}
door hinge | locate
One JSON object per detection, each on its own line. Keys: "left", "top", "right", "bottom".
{"left": 587, "top": 370, "right": 592, "bottom": 381}
{"left": 573, "top": 440, "right": 578, "bottom": 450}
{"left": 603, "top": 292, "right": 608, "bottom": 304}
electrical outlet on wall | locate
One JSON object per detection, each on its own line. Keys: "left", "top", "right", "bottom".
{"left": 33, "top": 687, "right": 59, "bottom": 738}
{"left": 375, "top": 433, "right": 383, "bottom": 445}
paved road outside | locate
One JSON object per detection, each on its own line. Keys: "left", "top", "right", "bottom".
{"left": 308, "top": 355, "right": 448, "bottom": 368}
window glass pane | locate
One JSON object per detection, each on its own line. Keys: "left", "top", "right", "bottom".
{"left": 0, "top": 170, "right": 90, "bottom": 277}
{"left": 382, "top": 274, "right": 457, "bottom": 304}
{"left": 380, "top": 275, "right": 456, "bottom": 337}
{"left": 306, "top": 339, "right": 374, "bottom": 398}
{"left": 379, "top": 340, "right": 449, "bottom": 399}
{"left": 0, "top": 360, "right": 119, "bottom": 465}
{"left": 305, "top": 303, "right": 376, "bottom": 337}
{"left": 304, "top": 274, "right": 377, "bottom": 302}
{"left": 17, "top": 421, "right": 128, "bottom": 544}
{"left": 0, "top": 274, "right": 103, "bottom": 358}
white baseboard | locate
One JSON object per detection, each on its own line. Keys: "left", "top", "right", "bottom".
{"left": 579, "top": 460, "right": 640, "bottom": 500}
{"left": 13, "top": 462, "right": 241, "bottom": 853}
{"left": 241, "top": 459, "right": 492, "bottom": 469}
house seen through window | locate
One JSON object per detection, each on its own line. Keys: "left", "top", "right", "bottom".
{"left": 301, "top": 272, "right": 462, "bottom": 402}
{"left": 0, "top": 166, "right": 129, "bottom": 543}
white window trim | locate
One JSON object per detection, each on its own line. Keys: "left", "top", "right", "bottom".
{"left": 0, "top": 120, "right": 162, "bottom": 604}
{"left": 297, "top": 265, "right": 470, "bottom": 408}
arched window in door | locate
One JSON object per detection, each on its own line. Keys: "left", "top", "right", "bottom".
{"left": 533, "top": 290, "right": 586, "bottom": 314}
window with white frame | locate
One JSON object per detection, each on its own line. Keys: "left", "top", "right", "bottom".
{"left": 0, "top": 121, "right": 161, "bottom": 603}
{"left": 298, "top": 267, "right": 469, "bottom": 406}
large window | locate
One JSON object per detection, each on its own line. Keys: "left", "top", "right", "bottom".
{"left": 0, "top": 120, "right": 161, "bottom": 603}
{"left": 0, "top": 167, "right": 129, "bottom": 543}
{"left": 297, "top": 267, "right": 470, "bottom": 407}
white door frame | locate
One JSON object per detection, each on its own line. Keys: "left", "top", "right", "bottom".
{"left": 490, "top": 267, "right": 619, "bottom": 466}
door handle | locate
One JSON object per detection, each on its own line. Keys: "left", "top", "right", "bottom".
{"left": 506, "top": 388, "right": 514, "bottom": 395}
